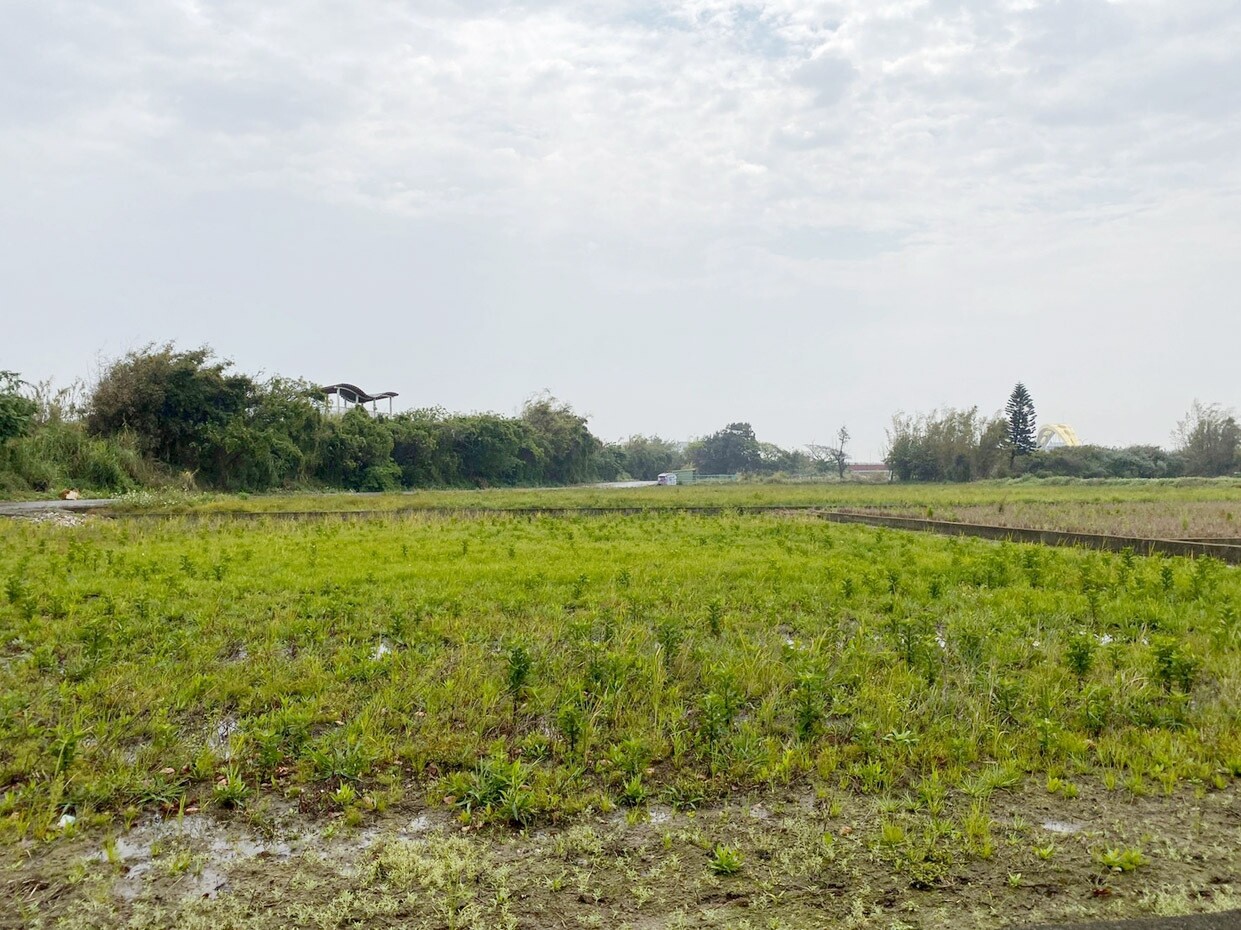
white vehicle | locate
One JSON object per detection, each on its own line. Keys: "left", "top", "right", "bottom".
{"left": 656, "top": 472, "right": 677, "bottom": 486}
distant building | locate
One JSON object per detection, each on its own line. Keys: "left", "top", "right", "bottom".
{"left": 1036, "top": 424, "right": 1081, "bottom": 451}
{"left": 849, "top": 462, "right": 892, "bottom": 480}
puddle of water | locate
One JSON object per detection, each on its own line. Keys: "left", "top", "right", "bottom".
{"left": 402, "top": 813, "right": 433, "bottom": 836}
{"left": 115, "top": 861, "right": 154, "bottom": 900}
{"left": 102, "top": 813, "right": 298, "bottom": 902}
{"left": 606, "top": 803, "right": 677, "bottom": 828}
{"left": 210, "top": 716, "right": 239, "bottom": 755}
{"left": 343, "top": 809, "right": 455, "bottom": 861}
{"left": 99, "top": 805, "right": 457, "bottom": 904}
{"left": 143, "top": 865, "right": 229, "bottom": 902}
{"left": 227, "top": 835, "right": 293, "bottom": 858}
{"left": 190, "top": 866, "right": 228, "bottom": 899}
{"left": 647, "top": 805, "right": 674, "bottom": 826}
{"left": 1041, "top": 820, "right": 1084, "bottom": 835}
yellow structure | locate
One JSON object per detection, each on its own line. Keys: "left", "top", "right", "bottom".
{"left": 1037, "top": 423, "right": 1081, "bottom": 451}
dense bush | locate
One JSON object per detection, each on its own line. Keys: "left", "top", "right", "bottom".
{"left": 1016, "top": 445, "right": 1186, "bottom": 480}
{"left": 388, "top": 409, "right": 459, "bottom": 486}
{"left": 609, "top": 435, "right": 682, "bottom": 480}
{"left": 0, "top": 421, "right": 151, "bottom": 493}
{"left": 0, "top": 372, "right": 37, "bottom": 444}
{"left": 688, "top": 422, "right": 762, "bottom": 474}
{"left": 317, "top": 408, "right": 402, "bottom": 491}
{"left": 87, "top": 344, "right": 253, "bottom": 473}
{"left": 71, "top": 345, "right": 616, "bottom": 492}
{"left": 884, "top": 408, "right": 1007, "bottom": 482}
{"left": 1175, "top": 402, "right": 1240, "bottom": 477}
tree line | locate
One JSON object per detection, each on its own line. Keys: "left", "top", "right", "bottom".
{"left": 0, "top": 345, "right": 843, "bottom": 494}
{"left": 884, "top": 383, "right": 1240, "bottom": 482}
{"left": 1, "top": 349, "right": 1238, "bottom": 494}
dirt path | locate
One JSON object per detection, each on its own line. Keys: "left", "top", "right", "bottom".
{"left": 0, "top": 498, "right": 116, "bottom": 516}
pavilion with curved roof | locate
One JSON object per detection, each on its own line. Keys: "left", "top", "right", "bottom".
{"left": 322, "top": 383, "right": 399, "bottom": 415}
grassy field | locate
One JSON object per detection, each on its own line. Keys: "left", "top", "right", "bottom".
{"left": 3, "top": 490, "right": 1241, "bottom": 927}
{"left": 114, "top": 476, "right": 1241, "bottom": 516}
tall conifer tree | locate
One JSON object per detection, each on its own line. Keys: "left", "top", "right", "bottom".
{"left": 1006, "top": 382, "right": 1037, "bottom": 463}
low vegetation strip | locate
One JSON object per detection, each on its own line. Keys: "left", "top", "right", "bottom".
{"left": 102, "top": 478, "right": 1241, "bottom": 517}
{"left": 2, "top": 508, "right": 1240, "bottom": 926}
{"left": 120, "top": 504, "right": 822, "bottom": 521}
{"left": 98, "top": 499, "right": 1241, "bottom": 563}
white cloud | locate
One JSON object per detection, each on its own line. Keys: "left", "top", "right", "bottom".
{"left": 9, "top": 0, "right": 1238, "bottom": 237}
{"left": 2, "top": 0, "right": 1239, "bottom": 455}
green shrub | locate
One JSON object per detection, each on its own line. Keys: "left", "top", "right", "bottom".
{"left": 708, "top": 844, "right": 744, "bottom": 875}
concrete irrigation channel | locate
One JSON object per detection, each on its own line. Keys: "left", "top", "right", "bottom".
{"left": 814, "top": 509, "right": 1241, "bottom": 565}
{"left": 3, "top": 499, "right": 1240, "bottom": 564}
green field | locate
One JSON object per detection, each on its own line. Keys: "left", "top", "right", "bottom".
{"left": 3, "top": 487, "right": 1241, "bottom": 928}
{"left": 120, "top": 477, "right": 1241, "bottom": 516}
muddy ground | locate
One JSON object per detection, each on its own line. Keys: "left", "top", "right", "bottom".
{"left": 4, "top": 782, "right": 1239, "bottom": 929}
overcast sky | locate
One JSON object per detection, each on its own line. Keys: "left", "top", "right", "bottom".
{"left": 3, "top": 0, "right": 1239, "bottom": 459}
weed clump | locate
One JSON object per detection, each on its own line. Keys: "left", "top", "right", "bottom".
{"left": 708, "top": 844, "right": 744, "bottom": 875}
{"left": 443, "top": 755, "right": 538, "bottom": 827}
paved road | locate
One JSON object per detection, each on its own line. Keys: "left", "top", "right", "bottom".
{"left": 1031, "top": 912, "right": 1241, "bottom": 930}
{"left": 0, "top": 498, "right": 117, "bottom": 516}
